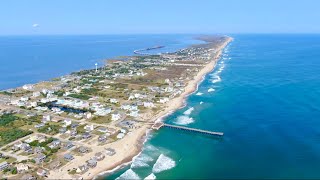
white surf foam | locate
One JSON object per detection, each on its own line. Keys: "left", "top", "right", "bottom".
{"left": 116, "top": 169, "right": 140, "bottom": 180}
{"left": 183, "top": 107, "right": 194, "bottom": 115}
{"left": 144, "top": 173, "right": 156, "bottom": 180}
{"left": 174, "top": 115, "right": 194, "bottom": 125}
{"left": 195, "top": 92, "right": 203, "bottom": 96}
{"left": 200, "top": 101, "right": 204, "bottom": 105}
{"left": 144, "top": 144, "right": 158, "bottom": 152}
{"left": 211, "top": 75, "right": 221, "bottom": 83}
{"left": 208, "top": 88, "right": 215, "bottom": 92}
{"left": 152, "top": 154, "right": 176, "bottom": 174}
{"left": 131, "top": 153, "right": 154, "bottom": 168}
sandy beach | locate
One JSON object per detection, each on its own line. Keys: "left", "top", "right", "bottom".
{"left": 45, "top": 37, "right": 232, "bottom": 180}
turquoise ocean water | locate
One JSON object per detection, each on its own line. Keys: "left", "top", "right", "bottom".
{"left": 106, "top": 34, "right": 320, "bottom": 179}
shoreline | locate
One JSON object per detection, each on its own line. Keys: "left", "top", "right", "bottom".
{"left": 95, "top": 37, "right": 233, "bottom": 179}
{"left": 0, "top": 36, "right": 232, "bottom": 180}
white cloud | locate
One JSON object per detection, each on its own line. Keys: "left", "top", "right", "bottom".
{"left": 32, "top": 23, "right": 39, "bottom": 28}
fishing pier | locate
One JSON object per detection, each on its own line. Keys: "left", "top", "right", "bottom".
{"left": 152, "top": 122, "right": 224, "bottom": 137}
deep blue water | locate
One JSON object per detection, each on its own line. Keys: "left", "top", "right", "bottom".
{"left": 0, "top": 34, "right": 202, "bottom": 90}
{"left": 106, "top": 34, "right": 320, "bottom": 179}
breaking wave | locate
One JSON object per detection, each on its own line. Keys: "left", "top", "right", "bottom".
{"left": 211, "top": 75, "right": 221, "bottom": 83}
{"left": 144, "top": 173, "right": 156, "bottom": 180}
{"left": 144, "top": 144, "right": 158, "bottom": 152}
{"left": 131, "top": 154, "right": 154, "bottom": 168}
{"left": 183, "top": 107, "right": 194, "bottom": 115}
{"left": 116, "top": 169, "right": 140, "bottom": 180}
{"left": 208, "top": 88, "right": 215, "bottom": 92}
{"left": 152, "top": 154, "right": 176, "bottom": 173}
{"left": 195, "top": 92, "right": 203, "bottom": 96}
{"left": 174, "top": 115, "right": 194, "bottom": 125}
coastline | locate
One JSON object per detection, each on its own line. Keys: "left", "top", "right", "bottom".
{"left": 96, "top": 36, "right": 233, "bottom": 179}
{"left": 0, "top": 36, "right": 232, "bottom": 180}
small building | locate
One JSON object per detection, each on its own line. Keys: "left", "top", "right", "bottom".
{"left": 111, "top": 113, "right": 121, "bottom": 121}
{"left": 84, "top": 124, "right": 94, "bottom": 132}
{"left": 21, "top": 174, "right": 36, "bottom": 180}
{"left": 42, "top": 115, "right": 51, "bottom": 122}
{"left": 98, "top": 135, "right": 107, "bottom": 142}
{"left": 33, "top": 91, "right": 41, "bottom": 97}
{"left": 22, "top": 143, "right": 32, "bottom": 154}
{"left": 64, "top": 142, "right": 74, "bottom": 149}
{"left": 70, "top": 122, "right": 79, "bottom": 129}
{"left": 117, "top": 133, "right": 125, "bottom": 139}
{"left": 105, "top": 148, "right": 116, "bottom": 156}
{"left": 94, "top": 152, "right": 105, "bottom": 161}
{"left": 87, "top": 159, "right": 97, "bottom": 168}
{"left": 70, "top": 130, "right": 78, "bottom": 137}
{"left": 16, "top": 163, "right": 29, "bottom": 173}
{"left": 76, "top": 164, "right": 89, "bottom": 173}
{"left": 64, "top": 153, "right": 74, "bottom": 161}
{"left": 49, "top": 160, "right": 61, "bottom": 170}
{"left": 64, "top": 119, "right": 72, "bottom": 126}
{"left": 34, "top": 147, "right": 43, "bottom": 154}
{"left": 34, "top": 123, "right": 45, "bottom": 129}
{"left": 48, "top": 140, "right": 61, "bottom": 149}
{"left": 35, "top": 153, "right": 46, "bottom": 164}
{"left": 36, "top": 168, "right": 47, "bottom": 177}
{"left": 59, "top": 127, "right": 67, "bottom": 134}
{"left": 97, "top": 127, "right": 108, "bottom": 133}
{"left": 0, "top": 161, "right": 9, "bottom": 171}
{"left": 109, "top": 98, "right": 118, "bottom": 104}
{"left": 82, "top": 132, "right": 92, "bottom": 139}
{"left": 78, "top": 146, "right": 89, "bottom": 154}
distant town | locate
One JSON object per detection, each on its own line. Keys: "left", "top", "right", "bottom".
{"left": 0, "top": 36, "right": 231, "bottom": 179}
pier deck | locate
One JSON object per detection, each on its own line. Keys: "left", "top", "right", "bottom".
{"left": 152, "top": 122, "right": 223, "bottom": 136}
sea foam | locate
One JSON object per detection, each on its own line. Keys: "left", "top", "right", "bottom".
{"left": 152, "top": 154, "right": 176, "bottom": 173}
{"left": 211, "top": 75, "right": 221, "bottom": 83}
{"left": 116, "top": 169, "right": 140, "bottom": 180}
{"left": 131, "top": 153, "right": 153, "bottom": 168}
{"left": 183, "top": 107, "right": 194, "bottom": 115}
{"left": 195, "top": 92, "right": 203, "bottom": 96}
{"left": 208, "top": 88, "right": 215, "bottom": 92}
{"left": 144, "top": 173, "right": 156, "bottom": 180}
{"left": 174, "top": 115, "right": 194, "bottom": 125}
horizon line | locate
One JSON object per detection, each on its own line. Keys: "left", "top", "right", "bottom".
{"left": 1, "top": 32, "right": 320, "bottom": 36}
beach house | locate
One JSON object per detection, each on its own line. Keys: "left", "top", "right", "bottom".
{"left": 36, "top": 169, "right": 47, "bottom": 177}
{"left": 35, "top": 153, "right": 46, "bottom": 164}
{"left": 0, "top": 161, "right": 9, "bottom": 171}
{"left": 94, "top": 152, "right": 105, "bottom": 161}
{"left": 16, "top": 164, "right": 29, "bottom": 173}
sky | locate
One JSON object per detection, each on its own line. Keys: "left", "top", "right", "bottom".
{"left": 1, "top": 0, "right": 320, "bottom": 35}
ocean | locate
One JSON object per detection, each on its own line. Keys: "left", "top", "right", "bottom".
{"left": 2, "top": 34, "right": 320, "bottom": 179}
{"left": 106, "top": 34, "right": 320, "bottom": 179}
{"left": 0, "top": 34, "right": 202, "bottom": 90}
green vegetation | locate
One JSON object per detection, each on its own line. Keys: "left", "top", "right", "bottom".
{"left": 90, "top": 115, "right": 111, "bottom": 124}
{"left": 0, "top": 129, "right": 32, "bottom": 147}
{"left": 38, "top": 124, "right": 61, "bottom": 135}
{"left": 68, "top": 93, "right": 91, "bottom": 100}
{"left": 81, "top": 88, "right": 100, "bottom": 95}
{"left": 54, "top": 90, "right": 65, "bottom": 97}
{"left": 11, "top": 167, "right": 17, "bottom": 174}
{"left": 76, "top": 124, "right": 86, "bottom": 134}
{"left": 0, "top": 91, "right": 12, "bottom": 96}
{"left": 29, "top": 137, "right": 55, "bottom": 147}
{"left": 0, "top": 114, "right": 18, "bottom": 126}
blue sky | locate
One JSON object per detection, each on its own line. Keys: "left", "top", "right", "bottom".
{"left": 1, "top": 0, "right": 320, "bottom": 35}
